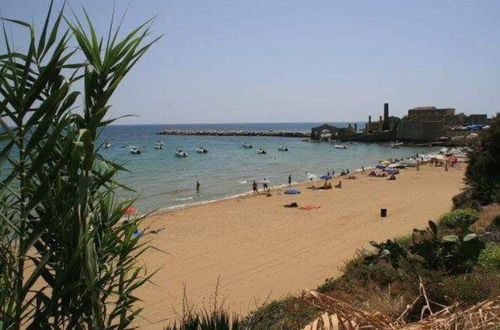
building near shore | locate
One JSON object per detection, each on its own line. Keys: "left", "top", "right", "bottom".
{"left": 311, "top": 103, "right": 488, "bottom": 143}
{"left": 407, "top": 106, "right": 455, "bottom": 122}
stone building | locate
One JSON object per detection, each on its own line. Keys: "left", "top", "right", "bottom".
{"left": 407, "top": 106, "right": 455, "bottom": 122}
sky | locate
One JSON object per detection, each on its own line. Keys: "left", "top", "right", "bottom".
{"left": 2, "top": 0, "right": 500, "bottom": 124}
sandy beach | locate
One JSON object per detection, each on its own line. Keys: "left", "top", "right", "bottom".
{"left": 136, "top": 164, "right": 465, "bottom": 328}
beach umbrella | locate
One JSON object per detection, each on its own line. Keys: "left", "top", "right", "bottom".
{"left": 284, "top": 188, "right": 301, "bottom": 195}
{"left": 123, "top": 206, "right": 138, "bottom": 215}
{"left": 320, "top": 175, "right": 332, "bottom": 180}
{"left": 375, "top": 164, "right": 386, "bottom": 169}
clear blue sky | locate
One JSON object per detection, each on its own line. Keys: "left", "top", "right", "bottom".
{"left": 3, "top": 0, "right": 500, "bottom": 124}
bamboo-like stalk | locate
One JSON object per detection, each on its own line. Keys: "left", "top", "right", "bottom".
{"left": 0, "top": 2, "right": 157, "bottom": 328}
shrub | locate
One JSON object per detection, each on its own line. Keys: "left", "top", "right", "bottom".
{"left": 434, "top": 271, "right": 500, "bottom": 305}
{"left": 478, "top": 244, "right": 500, "bottom": 271}
{"left": 439, "top": 209, "right": 479, "bottom": 232}
{"left": 394, "top": 234, "right": 413, "bottom": 247}
{"left": 464, "top": 114, "right": 500, "bottom": 205}
{"left": 242, "top": 296, "right": 318, "bottom": 330}
{"left": 452, "top": 190, "right": 480, "bottom": 210}
{"left": 0, "top": 4, "right": 156, "bottom": 329}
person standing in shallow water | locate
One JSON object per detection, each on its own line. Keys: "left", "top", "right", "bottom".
{"left": 252, "top": 180, "right": 258, "bottom": 195}
{"left": 196, "top": 180, "right": 200, "bottom": 193}
{"left": 288, "top": 174, "right": 292, "bottom": 186}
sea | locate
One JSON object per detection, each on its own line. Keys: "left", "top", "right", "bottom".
{"left": 99, "top": 123, "right": 439, "bottom": 213}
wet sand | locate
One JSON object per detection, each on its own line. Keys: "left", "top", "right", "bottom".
{"left": 136, "top": 165, "right": 465, "bottom": 328}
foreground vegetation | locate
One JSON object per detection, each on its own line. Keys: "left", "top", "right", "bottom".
{"left": 167, "top": 115, "right": 500, "bottom": 329}
{"left": 0, "top": 2, "right": 156, "bottom": 329}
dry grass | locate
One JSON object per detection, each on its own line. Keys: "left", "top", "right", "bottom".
{"left": 472, "top": 203, "right": 500, "bottom": 233}
{"left": 301, "top": 291, "right": 500, "bottom": 330}
{"left": 301, "top": 289, "right": 499, "bottom": 330}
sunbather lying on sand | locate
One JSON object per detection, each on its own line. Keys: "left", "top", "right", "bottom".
{"left": 317, "top": 182, "right": 332, "bottom": 190}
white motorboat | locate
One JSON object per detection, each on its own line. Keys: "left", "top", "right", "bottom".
{"left": 175, "top": 149, "right": 188, "bottom": 157}
{"left": 155, "top": 141, "right": 165, "bottom": 150}
{"left": 130, "top": 147, "right": 141, "bottom": 154}
{"left": 242, "top": 143, "right": 253, "bottom": 149}
{"left": 390, "top": 142, "right": 403, "bottom": 149}
{"left": 278, "top": 146, "right": 288, "bottom": 151}
{"left": 257, "top": 148, "right": 267, "bottom": 154}
{"left": 196, "top": 147, "right": 208, "bottom": 153}
{"left": 104, "top": 141, "right": 111, "bottom": 148}
{"left": 334, "top": 144, "right": 347, "bottom": 149}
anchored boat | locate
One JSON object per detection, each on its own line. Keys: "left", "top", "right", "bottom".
{"left": 196, "top": 147, "right": 208, "bottom": 153}
{"left": 257, "top": 148, "right": 267, "bottom": 154}
{"left": 278, "top": 146, "right": 289, "bottom": 151}
{"left": 130, "top": 147, "right": 141, "bottom": 154}
{"left": 175, "top": 149, "right": 188, "bottom": 157}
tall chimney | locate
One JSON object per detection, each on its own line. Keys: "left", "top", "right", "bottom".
{"left": 368, "top": 115, "right": 372, "bottom": 132}
{"left": 354, "top": 123, "right": 358, "bottom": 132}
{"left": 383, "top": 103, "right": 389, "bottom": 130}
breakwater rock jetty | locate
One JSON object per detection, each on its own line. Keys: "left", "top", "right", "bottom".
{"left": 156, "top": 129, "right": 310, "bottom": 138}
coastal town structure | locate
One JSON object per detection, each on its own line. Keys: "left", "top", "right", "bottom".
{"left": 310, "top": 103, "right": 489, "bottom": 143}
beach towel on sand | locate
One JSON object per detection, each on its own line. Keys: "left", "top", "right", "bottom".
{"left": 299, "top": 205, "right": 321, "bottom": 210}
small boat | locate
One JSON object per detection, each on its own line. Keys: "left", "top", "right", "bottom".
{"left": 130, "top": 147, "right": 141, "bottom": 154}
{"left": 175, "top": 149, "right": 188, "bottom": 157}
{"left": 196, "top": 147, "right": 208, "bottom": 153}
{"left": 334, "top": 144, "right": 347, "bottom": 149}
{"left": 104, "top": 141, "right": 111, "bottom": 148}
{"left": 154, "top": 141, "right": 165, "bottom": 150}
{"left": 389, "top": 141, "right": 403, "bottom": 149}
{"left": 257, "top": 148, "right": 267, "bottom": 154}
{"left": 242, "top": 143, "right": 253, "bottom": 149}
{"left": 278, "top": 146, "right": 289, "bottom": 151}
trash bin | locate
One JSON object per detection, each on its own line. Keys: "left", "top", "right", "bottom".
{"left": 381, "top": 208, "right": 387, "bottom": 217}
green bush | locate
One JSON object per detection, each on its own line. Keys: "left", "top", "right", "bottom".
{"left": 439, "top": 209, "right": 479, "bottom": 232}
{"left": 464, "top": 114, "right": 500, "bottom": 205}
{"left": 478, "top": 244, "right": 500, "bottom": 271}
{"left": 452, "top": 190, "right": 480, "bottom": 210}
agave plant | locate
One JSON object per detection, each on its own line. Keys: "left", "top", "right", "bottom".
{"left": 0, "top": 2, "right": 157, "bottom": 329}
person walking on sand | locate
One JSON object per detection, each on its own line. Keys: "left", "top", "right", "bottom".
{"left": 361, "top": 166, "right": 365, "bottom": 174}
{"left": 252, "top": 180, "right": 258, "bottom": 195}
{"left": 196, "top": 180, "right": 200, "bottom": 193}
{"left": 288, "top": 174, "right": 292, "bottom": 186}
{"left": 263, "top": 178, "right": 269, "bottom": 191}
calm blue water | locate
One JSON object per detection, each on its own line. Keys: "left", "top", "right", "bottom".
{"left": 100, "top": 123, "right": 437, "bottom": 212}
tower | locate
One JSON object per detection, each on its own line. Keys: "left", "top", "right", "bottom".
{"left": 383, "top": 103, "right": 390, "bottom": 130}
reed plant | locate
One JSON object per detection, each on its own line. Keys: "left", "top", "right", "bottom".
{"left": 0, "top": 2, "right": 157, "bottom": 328}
